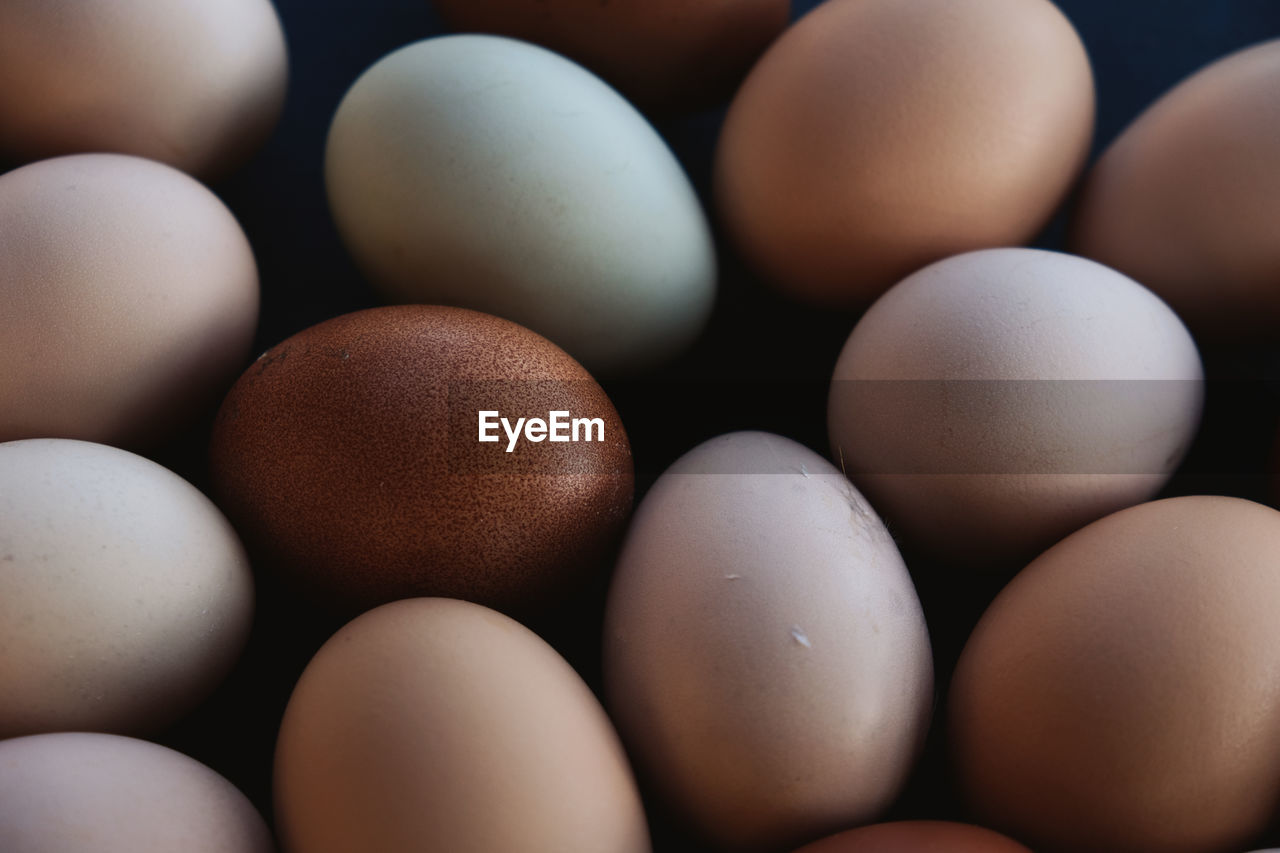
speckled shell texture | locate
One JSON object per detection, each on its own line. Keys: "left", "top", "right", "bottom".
{"left": 209, "top": 305, "right": 633, "bottom": 614}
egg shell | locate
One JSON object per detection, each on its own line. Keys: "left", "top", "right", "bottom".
{"left": 827, "top": 248, "right": 1203, "bottom": 566}
{"left": 950, "top": 496, "right": 1280, "bottom": 853}
{"left": 431, "top": 0, "right": 788, "bottom": 112}
{"left": 209, "top": 305, "right": 633, "bottom": 615}
{"left": 715, "top": 0, "right": 1094, "bottom": 307}
{"left": 0, "top": 0, "right": 287, "bottom": 179}
{"left": 1071, "top": 39, "right": 1280, "bottom": 339}
{"left": 0, "top": 732, "right": 272, "bottom": 853}
{"left": 0, "top": 154, "right": 259, "bottom": 449}
{"left": 274, "top": 597, "right": 650, "bottom": 853}
{"left": 791, "top": 821, "right": 1031, "bottom": 853}
{"left": 603, "top": 431, "right": 933, "bottom": 852}
{"left": 0, "top": 439, "right": 254, "bottom": 738}
{"left": 324, "top": 34, "right": 717, "bottom": 375}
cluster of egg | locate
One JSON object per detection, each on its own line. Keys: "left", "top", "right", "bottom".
{"left": 3, "top": 1, "right": 1280, "bottom": 852}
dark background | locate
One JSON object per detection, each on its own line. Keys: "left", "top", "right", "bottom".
{"left": 157, "top": 1, "right": 1280, "bottom": 850}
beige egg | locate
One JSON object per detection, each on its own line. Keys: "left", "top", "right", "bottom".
{"left": 0, "top": 439, "right": 254, "bottom": 738}
{"left": 950, "top": 496, "right": 1280, "bottom": 853}
{"left": 275, "top": 598, "right": 650, "bottom": 853}
{"left": 0, "top": 154, "right": 259, "bottom": 448}
{"left": 715, "top": 0, "right": 1094, "bottom": 307}
{"left": 1072, "top": 39, "right": 1280, "bottom": 339}
{"left": 0, "top": 0, "right": 287, "bottom": 179}
{"left": 325, "top": 35, "right": 716, "bottom": 375}
{"left": 603, "top": 432, "right": 933, "bottom": 852}
{"left": 0, "top": 732, "right": 273, "bottom": 853}
{"left": 828, "top": 249, "right": 1203, "bottom": 566}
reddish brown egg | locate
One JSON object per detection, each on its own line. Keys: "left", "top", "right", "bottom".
{"left": 209, "top": 305, "right": 632, "bottom": 614}
{"left": 430, "top": 0, "right": 788, "bottom": 112}
{"left": 792, "top": 821, "right": 1031, "bottom": 853}
{"left": 716, "top": 0, "right": 1094, "bottom": 307}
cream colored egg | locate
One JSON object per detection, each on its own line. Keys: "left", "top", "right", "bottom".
{"left": 325, "top": 35, "right": 717, "bottom": 375}
{"left": 0, "top": 154, "right": 259, "bottom": 448}
{"left": 0, "top": 0, "right": 287, "bottom": 179}
{"left": 0, "top": 439, "right": 254, "bottom": 738}
{"left": 603, "top": 432, "right": 933, "bottom": 852}
{"left": 828, "top": 248, "right": 1203, "bottom": 566}
{"left": 275, "top": 597, "right": 650, "bottom": 853}
{"left": 0, "top": 733, "right": 273, "bottom": 853}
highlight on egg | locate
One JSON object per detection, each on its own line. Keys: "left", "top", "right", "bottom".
{"left": 791, "top": 820, "right": 1032, "bottom": 853}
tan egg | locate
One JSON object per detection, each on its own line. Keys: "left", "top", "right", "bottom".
{"left": 0, "top": 439, "right": 254, "bottom": 738}
{"left": 604, "top": 432, "right": 933, "bottom": 852}
{"left": 274, "top": 597, "right": 650, "bottom": 853}
{"left": 0, "top": 733, "right": 273, "bottom": 853}
{"left": 716, "top": 0, "right": 1094, "bottom": 307}
{"left": 827, "top": 249, "right": 1203, "bottom": 566}
{"left": 792, "top": 821, "right": 1031, "bottom": 853}
{"left": 0, "top": 0, "right": 287, "bottom": 179}
{"left": 0, "top": 154, "right": 259, "bottom": 449}
{"left": 950, "top": 496, "right": 1280, "bottom": 853}
{"left": 1072, "top": 39, "right": 1280, "bottom": 339}
{"left": 431, "top": 0, "right": 788, "bottom": 112}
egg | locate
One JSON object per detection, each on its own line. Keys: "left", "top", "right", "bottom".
{"left": 209, "top": 305, "right": 632, "bottom": 615}
{"left": 1072, "top": 39, "right": 1280, "bottom": 339}
{"left": 324, "top": 35, "right": 716, "bottom": 375}
{"left": 791, "top": 821, "right": 1031, "bottom": 853}
{"left": 430, "top": 0, "right": 788, "bottom": 112}
{"left": 0, "top": 154, "right": 259, "bottom": 449}
{"left": 603, "top": 432, "right": 933, "bottom": 852}
{"left": 715, "top": 0, "right": 1094, "bottom": 307}
{"left": 0, "top": 439, "right": 254, "bottom": 738}
{"left": 0, "top": 732, "right": 272, "bottom": 852}
{"left": 0, "top": 0, "right": 286, "bottom": 179}
{"left": 950, "top": 496, "right": 1280, "bottom": 853}
{"left": 828, "top": 248, "right": 1203, "bottom": 566}
{"left": 275, "top": 597, "right": 650, "bottom": 853}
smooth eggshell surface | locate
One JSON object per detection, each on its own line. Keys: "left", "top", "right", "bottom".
{"left": 274, "top": 597, "right": 650, "bottom": 853}
{"left": 209, "top": 305, "right": 633, "bottom": 615}
{"left": 604, "top": 432, "right": 933, "bottom": 852}
{"left": 828, "top": 248, "right": 1203, "bottom": 566}
{"left": 716, "top": 0, "right": 1093, "bottom": 307}
{"left": 950, "top": 496, "right": 1280, "bottom": 853}
{"left": 431, "top": 0, "right": 788, "bottom": 111}
{"left": 792, "top": 821, "right": 1031, "bottom": 853}
{"left": 0, "top": 733, "right": 273, "bottom": 853}
{"left": 325, "top": 35, "right": 716, "bottom": 375}
{"left": 0, "top": 0, "right": 287, "bottom": 179}
{"left": 0, "top": 154, "right": 259, "bottom": 449}
{"left": 1072, "top": 39, "right": 1280, "bottom": 340}
{"left": 0, "top": 439, "right": 254, "bottom": 738}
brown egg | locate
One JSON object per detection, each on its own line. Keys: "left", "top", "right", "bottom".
{"left": 430, "top": 0, "right": 788, "bottom": 112}
{"left": 0, "top": 732, "right": 273, "bottom": 853}
{"left": 950, "top": 496, "right": 1280, "bottom": 853}
{"left": 1072, "top": 40, "right": 1280, "bottom": 340}
{"left": 792, "top": 821, "right": 1031, "bottom": 853}
{"left": 715, "top": 0, "right": 1094, "bottom": 307}
{"left": 0, "top": 154, "right": 259, "bottom": 449}
{"left": 0, "top": 0, "right": 287, "bottom": 179}
{"left": 209, "top": 305, "right": 632, "bottom": 614}
{"left": 275, "top": 597, "right": 650, "bottom": 853}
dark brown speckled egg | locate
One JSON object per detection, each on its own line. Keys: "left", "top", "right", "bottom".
{"left": 209, "top": 305, "right": 633, "bottom": 615}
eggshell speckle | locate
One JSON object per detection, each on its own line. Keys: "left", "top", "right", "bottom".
{"left": 209, "top": 305, "right": 632, "bottom": 614}
{"left": 0, "top": 732, "right": 273, "bottom": 853}
{"left": 274, "top": 597, "right": 650, "bottom": 853}
{"left": 716, "top": 0, "right": 1094, "bottom": 306}
{"left": 828, "top": 248, "right": 1203, "bottom": 566}
{"left": 950, "top": 496, "right": 1280, "bottom": 852}
{"left": 0, "top": 439, "right": 254, "bottom": 738}
{"left": 604, "top": 432, "right": 933, "bottom": 852}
